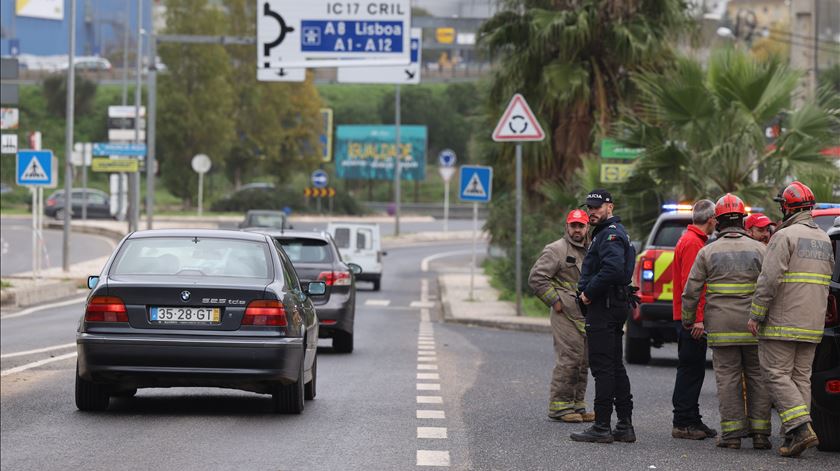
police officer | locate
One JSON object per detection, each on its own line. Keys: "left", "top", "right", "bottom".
{"left": 570, "top": 189, "right": 637, "bottom": 444}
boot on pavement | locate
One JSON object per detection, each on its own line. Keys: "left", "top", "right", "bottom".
{"left": 576, "top": 410, "right": 595, "bottom": 422}
{"left": 696, "top": 422, "right": 718, "bottom": 438}
{"left": 570, "top": 423, "right": 614, "bottom": 443}
{"left": 716, "top": 437, "right": 741, "bottom": 449}
{"left": 612, "top": 419, "right": 636, "bottom": 443}
{"left": 550, "top": 413, "right": 583, "bottom": 423}
{"left": 752, "top": 434, "right": 772, "bottom": 450}
{"left": 672, "top": 425, "right": 707, "bottom": 440}
{"left": 780, "top": 423, "right": 818, "bottom": 458}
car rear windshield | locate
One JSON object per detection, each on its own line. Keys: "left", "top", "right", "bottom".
{"left": 275, "top": 238, "right": 333, "bottom": 263}
{"left": 651, "top": 219, "right": 691, "bottom": 247}
{"left": 111, "top": 237, "right": 272, "bottom": 279}
{"left": 248, "top": 213, "right": 286, "bottom": 228}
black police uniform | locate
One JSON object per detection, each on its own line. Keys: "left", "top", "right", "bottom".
{"left": 577, "top": 215, "right": 636, "bottom": 427}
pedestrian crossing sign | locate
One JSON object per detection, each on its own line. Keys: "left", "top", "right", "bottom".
{"left": 459, "top": 165, "right": 493, "bottom": 203}
{"left": 16, "top": 150, "right": 57, "bottom": 187}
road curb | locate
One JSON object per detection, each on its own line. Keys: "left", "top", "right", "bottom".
{"left": 437, "top": 275, "right": 551, "bottom": 334}
{"left": 44, "top": 221, "right": 126, "bottom": 242}
{"left": 0, "top": 280, "right": 79, "bottom": 308}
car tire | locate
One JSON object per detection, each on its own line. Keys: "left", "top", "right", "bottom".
{"left": 372, "top": 278, "right": 381, "bottom": 292}
{"left": 272, "top": 358, "right": 305, "bottom": 414}
{"left": 625, "top": 336, "right": 651, "bottom": 364}
{"left": 333, "top": 331, "right": 354, "bottom": 353}
{"left": 305, "top": 356, "right": 317, "bottom": 400}
{"left": 75, "top": 363, "right": 110, "bottom": 411}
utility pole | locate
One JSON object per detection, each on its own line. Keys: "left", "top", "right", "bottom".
{"left": 62, "top": 0, "right": 77, "bottom": 272}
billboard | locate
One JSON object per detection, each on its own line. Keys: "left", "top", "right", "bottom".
{"left": 16, "top": 0, "right": 64, "bottom": 21}
{"left": 335, "top": 125, "right": 427, "bottom": 181}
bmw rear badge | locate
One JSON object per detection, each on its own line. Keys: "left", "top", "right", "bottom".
{"left": 180, "top": 290, "right": 191, "bottom": 302}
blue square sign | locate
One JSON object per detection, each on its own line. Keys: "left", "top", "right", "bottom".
{"left": 16, "top": 150, "right": 55, "bottom": 187}
{"left": 459, "top": 165, "right": 493, "bottom": 203}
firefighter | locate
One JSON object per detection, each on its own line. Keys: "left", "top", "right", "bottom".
{"left": 745, "top": 213, "right": 774, "bottom": 245}
{"left": 570, "top": 189, "right": 636, "bottom": 444}
{"left": 528, "top": 209, "right": 592, "bottom": 423}
{"left": 747, "top": 181, "right": 834, "bottom": 458}
{"left": 681, "top": 194, "right": 772, "bottom": 450}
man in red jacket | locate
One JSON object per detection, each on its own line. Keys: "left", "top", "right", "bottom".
{"left": 671, "top": 200, "right": 718, "bottom": 440}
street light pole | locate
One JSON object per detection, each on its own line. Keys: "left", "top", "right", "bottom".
{"left": 131, "top": 0, "right": 142, "bottom": 232}
{"left": 146, "top": 29, "right": 157, "bottom": 229}
{"left": 62, "top": 0, "right": 77, "bottom": 272}
{"left": 393, "top": 84, "right": 401, "bottom": 237}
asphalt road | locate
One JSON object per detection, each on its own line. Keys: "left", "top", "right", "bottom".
{"left": 0, "top": 217, "right": 116, "bottom": 276}
{"left": 1, "top": 242, "right": 836, "bottom": 470}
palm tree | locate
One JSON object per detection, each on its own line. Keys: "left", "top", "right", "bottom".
{"left": 478, "top": 0, "right": 690, "bottom": 191}
{"left": 619, "top": 47, "right": 839, "bottom": 228}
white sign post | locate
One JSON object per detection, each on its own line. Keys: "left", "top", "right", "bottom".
{"left": 438, "top": 149, "right": 456, "bottom": 232}
{"left": 459, "top": 166, "right": 493, "bottom": 301}
{"left": 191, "top": 154, "right": 212, "bottom": 216}
{"left": 492, "top": 94, "right": 545, "bottom": 316}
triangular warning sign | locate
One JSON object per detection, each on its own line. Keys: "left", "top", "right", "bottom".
{"left": 464, "top": 172, "right": 487, "bottom": 197}
{"left": 22, "top": 156, "right": 48, "bottom": 181}
{"left": 492, "top": 93, "right": 545, "bottom": 142}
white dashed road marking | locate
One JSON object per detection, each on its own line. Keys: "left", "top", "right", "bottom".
{"left": 411, "top": 301, "right": 436, "bottom": 308}
{"left": 415, "top": 277, "right": 449, "bottom": 467}
{"left": 417, "top": 373, "right": 440, "bottom": 380}
{"left": 417, "top": 427, "right": 448, "bottom": 439}
{"left": 416, "top": 410, "right": 446, "bottom": 419}
{"left": 365, "top": 299, "right": 391, "bottom": 307}
{"left": 416, "top": 396, "right": 443, "bottom": 404}
{"left": 416, "top": 383, "right": 441, "bottom": 391}
{"left": 417, "top": 364, "right": 438, "bottom": 370}
{"left": 417, "top": 450, "right": 450, "bottom": 467}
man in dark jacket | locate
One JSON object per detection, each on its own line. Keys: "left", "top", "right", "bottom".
{"left": 571, "top": 189, "right": 636, "bottom": 444}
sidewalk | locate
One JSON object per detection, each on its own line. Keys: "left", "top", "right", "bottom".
{"left": 438, "top": 271, "right": 550, "bottom": 333}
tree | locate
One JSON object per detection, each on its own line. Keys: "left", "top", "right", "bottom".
{"left": 618, "top": 47, "right": 839, "bottom": 228}
{"left": 157, "top": 0, "right": 235, "bottom": 203}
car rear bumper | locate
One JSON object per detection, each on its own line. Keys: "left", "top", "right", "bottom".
{"left": 315, "top": 295, "right": 354, "bottom": 335}
{"left": 355, "top": 272, "right": 381, "bottom": 282}
{"left": 639, "top": 301, "right": 674, "bottom": 326}
{"left": 77, "top": 333, "right": 304, "bottom": 390}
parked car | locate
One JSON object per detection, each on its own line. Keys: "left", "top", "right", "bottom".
{"left": 327, "top": 222, "right": 386, "bottom": 291}
{"left": 44, "top": 188, "right": 113, "bottom": 220}
{"left": 239, "top": 210, "right": 293, "bottom": 230}
{"left": 76, "top": 229, "right": 324, "bottom": 414}
{"left": 253, "top": 230, "right": 362, "bottom": 353}
{"left": 813, "top": 213, "right": 840, "bottom": 451}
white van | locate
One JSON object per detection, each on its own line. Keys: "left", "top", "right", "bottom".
{"left": 327, "top": 222, "right": 386, "bottom": 291}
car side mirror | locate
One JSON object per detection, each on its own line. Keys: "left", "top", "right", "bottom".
{"left": 304, "top": 281, "right": 327, "bottom": 296}
{"left": 87, "top": 276, "right": 99, "bottom": 289}
{"left": 347, "top": 263, "right": 362, "bottom": 275}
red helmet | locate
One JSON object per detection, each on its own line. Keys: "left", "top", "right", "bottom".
{"left": 774, "top": 181, "right": 816, "bottom": 213}
{"left": 715, "top": 193, "right": 746, "bottom": 218}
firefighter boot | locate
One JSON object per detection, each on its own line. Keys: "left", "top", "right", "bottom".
{"left": 550, "top": 413, "right": 583, "bottom": 423}
{"left": 780, "top": 423, "right": 818, "bottom": 458}
{"left": 612, "top": 419, "right": 636, "bottom": 443}
{"left": 716, "top": 437, "right": 741, "bottom": 449}
{"left": 575, "top": 409, "right": 595, "bottom": 422}
{"left": 752, "top": 434, "right": 772, "bottom": 450}
{"left": 570, "top": 424, "right": 614, "bottom": 443}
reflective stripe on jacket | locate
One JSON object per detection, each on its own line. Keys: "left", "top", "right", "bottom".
{"left": 681, "top": 227, "right": 766, "bottom": 347}
{"left": 750, "top": 211, "right": 834, "bottom": 344}
{"left": 528, "top": 234, "right": 588, "bottom": 331}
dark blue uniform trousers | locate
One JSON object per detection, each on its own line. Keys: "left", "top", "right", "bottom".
{"left": 585, "top": 297, "right": 633, "bottom": 425}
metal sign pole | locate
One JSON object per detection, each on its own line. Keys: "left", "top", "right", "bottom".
{"left": 146, "top": 32, "right": 157, "bottom": 229}
{"left": 82, "top": 143, "right": 89, "bottom": 220}
{"left": 393, "top": 84, "right": 401, "bottom": 237}
{"left": 37, "top": 187, "right": 44, "bottom": 276}
{"left": 444, "top": 179, "right": 450, "bottom": 233}
{"left": 31, "top": 188, "right": 36, "bottom": 280}
{"left": 197, "top": 171, "right": 204, "bottom": 217}
{"left": 62, "top": 0, "right": 77, "bottom": 272}
{"left": 130, "top": 0, "right": 143, "bottom": 233}
{"left": 515, "top": 143, "right": 523, "bottom": 316}
{"left": 470, "top": 201, "right": 478, "bottom": 301}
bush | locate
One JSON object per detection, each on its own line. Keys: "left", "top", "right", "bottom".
{"left": 42, "top": 74, "right": 98, "bottom": 118}
{"left": 211, "top": 187, "right": 303, "bottom": 212}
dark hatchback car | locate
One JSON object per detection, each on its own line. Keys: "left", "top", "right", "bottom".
{"left": 76, "top": 229, "right": 324, "bottom": 414}
{"left": 44, "top": 188, "right": 113, "bottom": 220}
{"left": 251, "top": 230, "right": 361, "bottom": 353}
{"left": 813, "top": 215, "right": 840, "bottom": 451}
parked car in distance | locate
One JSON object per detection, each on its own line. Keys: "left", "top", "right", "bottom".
{"left": 76, "top": 229, "right": 323, "bottom": 414}
{"left": 43, "top": 188, "right": 113, "bottom": 220}
{"left": 239, "top": 210, "right": 293, "bottom": 230}
{"left": 253, "top": 230, "right": 361, "bottom": 353}
{"left": 327, "top": 222, "right": 386, "bottom": 291}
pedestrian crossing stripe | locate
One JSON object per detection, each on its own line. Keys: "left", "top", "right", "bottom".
{"left": 463, "top": 173, "right": 487, "bottom": 198}
{"left": 21, "top": 157, "right": 48, "bottom": 180}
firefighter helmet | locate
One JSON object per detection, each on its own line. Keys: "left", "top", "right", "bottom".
{"left": 714, "top": 193, "right": 746, "bottom": 218}
{"left": 774, "top": 181, "right": 816, "bottom": 214}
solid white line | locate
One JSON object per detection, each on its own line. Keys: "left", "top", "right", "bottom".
{"left": 416, "top": 383, "right": 441, "bottom": 391}
{"left": 421, "top": 250, "right": 473, "bottom": 272}
{"left": 364, "top": 299, "right": 391, "bottom": 307}
{"left": 417, "top": 373, "right": 440, "bottom": 380}
{"left": 411, "top": 301, "right": 435, "bottom": 308}
{"left": 417, "top": 427, "right": 448, "bottom": 439}
{"left": 417, "top": 410, "right": 446, "bottom": 419}
{"left": 417, "top": 450, "right": 450, "bottom": 467}
{"left": 0, "top": 352, "right": 76, "bottom": 377}
{"left": 416, "top": 396, "right": 443, "bottom": 404}
{"left": 0, "top": 296, "right": 87, "bottom": 320}
{"left": 417, "top": 364, "right": 438, "bottom": 370}
{"left": 1, "top": 342, "right": 75, "bottom": 359}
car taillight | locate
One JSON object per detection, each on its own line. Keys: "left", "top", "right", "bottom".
{"left": 640, "top": 258, "right": 654, "bottom": 294}
{"left": 827, "top": 380, "right": 840, "bottom": 395}
{"left": 84, "top": 296, "right": 128, "bottom": 322}
{"left": 320, "top": 320, "right": 337, "bottom": 325}
{"left": 826, "top": 294, "right": 838, "bottom": 328}
{"left": 318, "top": 271, "right": 351, "bottom": 286}
{"left": 242, "top": 300, "right": 287, "bottom": 326}
{"left": 46, "top": 199, "right": 56, "bottom": 207}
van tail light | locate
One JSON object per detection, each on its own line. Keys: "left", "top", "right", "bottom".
{"left": 827, "top": 380, "right": 840, "bottom": 395}
{"left": 85, "top": 296, "right": 128, "bottom": 322}
{"left": 826, "top": 294, "right": 838, "bottom": 328}
{"left": 640, "top": 257, "right": 655, "bottom": 294}
{"left": 318, "top": 271, "right": 351, "bottom": 286}
{"left": 243, "top": 300, "right": 287, "bottom": 326}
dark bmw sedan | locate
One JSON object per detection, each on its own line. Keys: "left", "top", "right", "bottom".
{"left": 76, "top": 229, "right": 325, "bottom": 414}
{"left": 250, "top": 230, "right": 361, "bottom": 353}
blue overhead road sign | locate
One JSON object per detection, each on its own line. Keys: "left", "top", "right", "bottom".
{"left": 16, "top": 150, "right": 55, "bottom": 187}
{"left": 459, "top": 165, "right": 493, "bottom": 203}
{"left": 311, "top": 169, "right": 329, "bottom": 189}
{"left": 92, "top": 142, "right": 146, "bottom": 157}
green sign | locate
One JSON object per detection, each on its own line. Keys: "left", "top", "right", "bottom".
{"left": 335, "top": 125, "right": 427, "bottom": 181}
{"left": 600, "top": 138, "right": 642, "bottom": 159}
{"left": 600, "top": 162, "right": 635, "bottom": 183}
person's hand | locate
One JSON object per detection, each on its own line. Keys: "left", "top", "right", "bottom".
{"left": 553, "top": 301, "right": 563, "bottom": 313}
{"left": 747, "top": 319, "right": 760, "bottom": 336}
{"left": 580, "top": 293, "right": 591, "bottom": 305}
{"left": 691, "top": 322, "right": 705, "bottom": 340}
